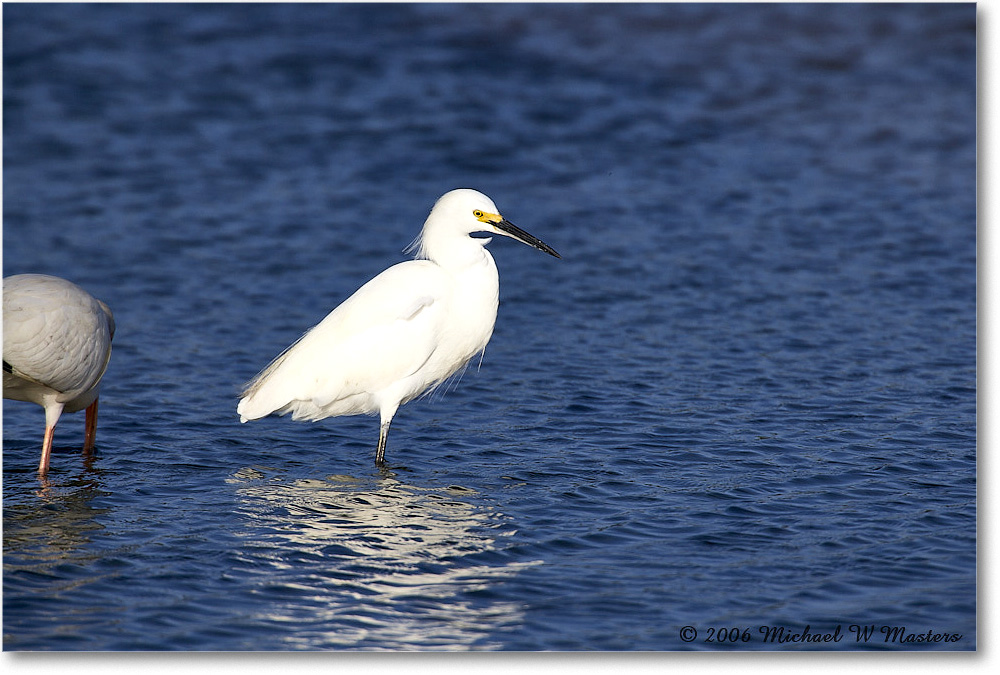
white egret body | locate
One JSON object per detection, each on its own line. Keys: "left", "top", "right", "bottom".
{"left": 237, "top": 189, "right": 559, "bottom": 464}
{"left": 3, "top": 274, "right": 115, "bottom": 474}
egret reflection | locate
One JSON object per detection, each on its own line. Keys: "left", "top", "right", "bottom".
{"left": 231, "top": 469, "right": 540, "bottom": 650}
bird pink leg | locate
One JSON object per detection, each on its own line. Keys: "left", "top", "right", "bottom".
{"left": 84, "top": 398, "right": 99, "bottom": 453}
{"left": 38, "top": 424, "right": 56, "bottom": 475}
{"left": 38, "top": 401, "right": 64, "bottom": 475}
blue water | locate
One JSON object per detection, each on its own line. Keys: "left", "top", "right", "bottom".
{"left": 2, "top": 3, "right": 975, "bottom": 651}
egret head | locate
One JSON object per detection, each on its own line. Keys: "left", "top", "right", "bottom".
{"left": 411, "top": 189, "right": 560, "bottom": 262}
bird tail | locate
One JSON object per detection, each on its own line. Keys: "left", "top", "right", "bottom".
{"left": 236, "top": 369, "right": 279, "bottom": 423}
{"left": 236, "top": 398, "right": 253, "bottom": 423}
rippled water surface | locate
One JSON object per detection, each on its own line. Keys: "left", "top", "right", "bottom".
{"left": 3, "top": 3, "right": 975, "bottom": 650}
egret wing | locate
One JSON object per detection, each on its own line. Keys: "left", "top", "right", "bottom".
{"left": 238, "top": 260, "right": 451, "bottom": 420}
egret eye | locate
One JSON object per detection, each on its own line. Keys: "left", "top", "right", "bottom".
{"left": 473, "top": 210, "right": 484, "bottom": 218}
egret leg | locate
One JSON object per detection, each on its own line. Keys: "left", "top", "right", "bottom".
{"left": 375, "top": 421, "right": 390, "bottom": 465}
{"left": 376, "top": 401, "right": 399, "bottom": 466}
{"left": 83, "top": 398, "right": 99, "bottom": 453}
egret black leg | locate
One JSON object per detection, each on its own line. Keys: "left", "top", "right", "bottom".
{"left": 375, "top": 421, "right": 390, "bottom": 465}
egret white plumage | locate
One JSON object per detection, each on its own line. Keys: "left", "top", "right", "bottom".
{"left": 237, "top": 188, "right": 559, "bottom": 465}
{"left": 3, "top": 274, "right": 115, "bottom": 474}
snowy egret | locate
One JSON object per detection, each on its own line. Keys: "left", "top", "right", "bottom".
{"left": 237, "top": 188, "right": 559, "bottom": 465}
{"left": 3, "top": 274, "right": 115, "bottom": 474}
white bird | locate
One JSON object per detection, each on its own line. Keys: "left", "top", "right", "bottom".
{"left": 3, "top": 274, "right": 115, "bottom": 474}
{"left": 237, "top": 188, "right": 560, "bottom": 465}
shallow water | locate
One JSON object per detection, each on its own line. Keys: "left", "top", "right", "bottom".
{"left": 3, "top": 3, "right": 975, "bottom": 650}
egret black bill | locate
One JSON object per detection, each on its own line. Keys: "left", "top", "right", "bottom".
{"left": 494, "top": 218, "right": 561, "bottom": 259}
